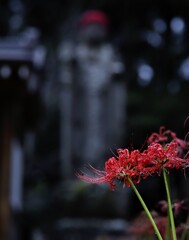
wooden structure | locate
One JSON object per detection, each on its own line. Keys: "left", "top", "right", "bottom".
{"left": 0, "top": 28, "right": 45, "bottom": 240}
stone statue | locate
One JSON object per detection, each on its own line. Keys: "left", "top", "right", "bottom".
{"left": 58, "top": 10, "right": 127, "bottom": 178}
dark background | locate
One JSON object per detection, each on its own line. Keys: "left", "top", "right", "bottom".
{"left": 0, "top": 0, "right": 189, "bottom": 239}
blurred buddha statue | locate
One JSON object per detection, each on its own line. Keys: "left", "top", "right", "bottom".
{"left": 58, "top": 10, "right": 127, "bottom": 178}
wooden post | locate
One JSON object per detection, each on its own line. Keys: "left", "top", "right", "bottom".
{"left": 0, "top": 112, "right": 12, "bottom": 240}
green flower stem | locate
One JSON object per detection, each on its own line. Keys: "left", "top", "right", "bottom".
{"left": 181, "top": 229, "right": 188, "bottom": 240}
{"left": 180, "top": 213, "right": 189, "bottom": 240}
{"left": 165, "top": 213, "right": 171, "bottom": 240}
{"left": 163, "top": 168, "right": 177, "bottom": 240}
{"left": 127, "top": 177, "right": 163, "bottom": 240}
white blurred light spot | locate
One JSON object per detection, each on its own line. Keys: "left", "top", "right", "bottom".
{"left": 0, "top": 65, "right": 11, "bottom": 79}
{"left": 145, "top": 31, "right": 162, "bottom": 47}
{"left": 112, "top": 62, "right": 125, "bottom": 74}
{"left": 18, "top": 65, "right": 30, "bottom": 79}
{"left": 170, "top": 17, "right": 185, "bottom": 34}
{"left": 137, "top": 64, "right": 154, "bottom": 86}
{"left": 9, "top": 0, "right": 23, "bottom": 12}
{"left": 33, "top": 46, "right": 46, "bottom": 69}
{"left": 153, "top": 18, "right": 167, "bottom": 33}
{"left": 9, "top": 14, "right": 23, "bottom": 32}
{"left": 179, "top": 57, "right": 189, "bottom": 80}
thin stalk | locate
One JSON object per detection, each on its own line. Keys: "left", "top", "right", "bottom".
{"left": 128, "top": 177, "right": 163, "bottom": 240}
{"left": 181, "top": 214, "right": 189, "bottom": 240}
{"left": 165, "top": 212, "right": 171, "bottom": 240}
{"left": 163, "top": 168, "right": 177, "bottom": 240}
{"left": 181, "top": 229, "right": 188, "bottom": 240}
{"left": 165, "top": 174, "right": 171, "bottom": 240}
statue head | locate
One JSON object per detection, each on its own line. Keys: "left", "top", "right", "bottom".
{"left": 78, "top": 10, "right": 109, "bottom": 45}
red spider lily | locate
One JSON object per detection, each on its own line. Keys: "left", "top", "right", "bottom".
{"left": 148, "top": 126, "right": 174, "bottom": 143}
{"left": 173, "top": 199, "right": 189, "bottom": 217}
{"left": 128, "top": 211, "right": 168, "bottom": 238}
{"left": 146, "top": 142, "right": 188, "bottom": 172}
{"left": 156, "top": 200, "right": 168, "bottom": 215}
{"left": 148, "top": 126, "right": 188, "bottom": 151}
{"left": 156, "top": 199, "right": 189, "bottom": 218}
{"left": 128, "top": 209, "right": 188, "bottom": 239}
{"left": 78, "top": 128, "right": 189, "bottom": 190}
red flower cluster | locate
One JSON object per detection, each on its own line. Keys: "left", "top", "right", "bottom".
{"left": 128, "top": 211, "right": 168, "bottom": 238}
{"left": 78, "top": 127, "right": 189, "bottom": 190}
{"left": 129, "top": 199, "right": 189, "bottom": 239}
{"left": 148, "top": 126, "right": 188, "bottom": 156}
